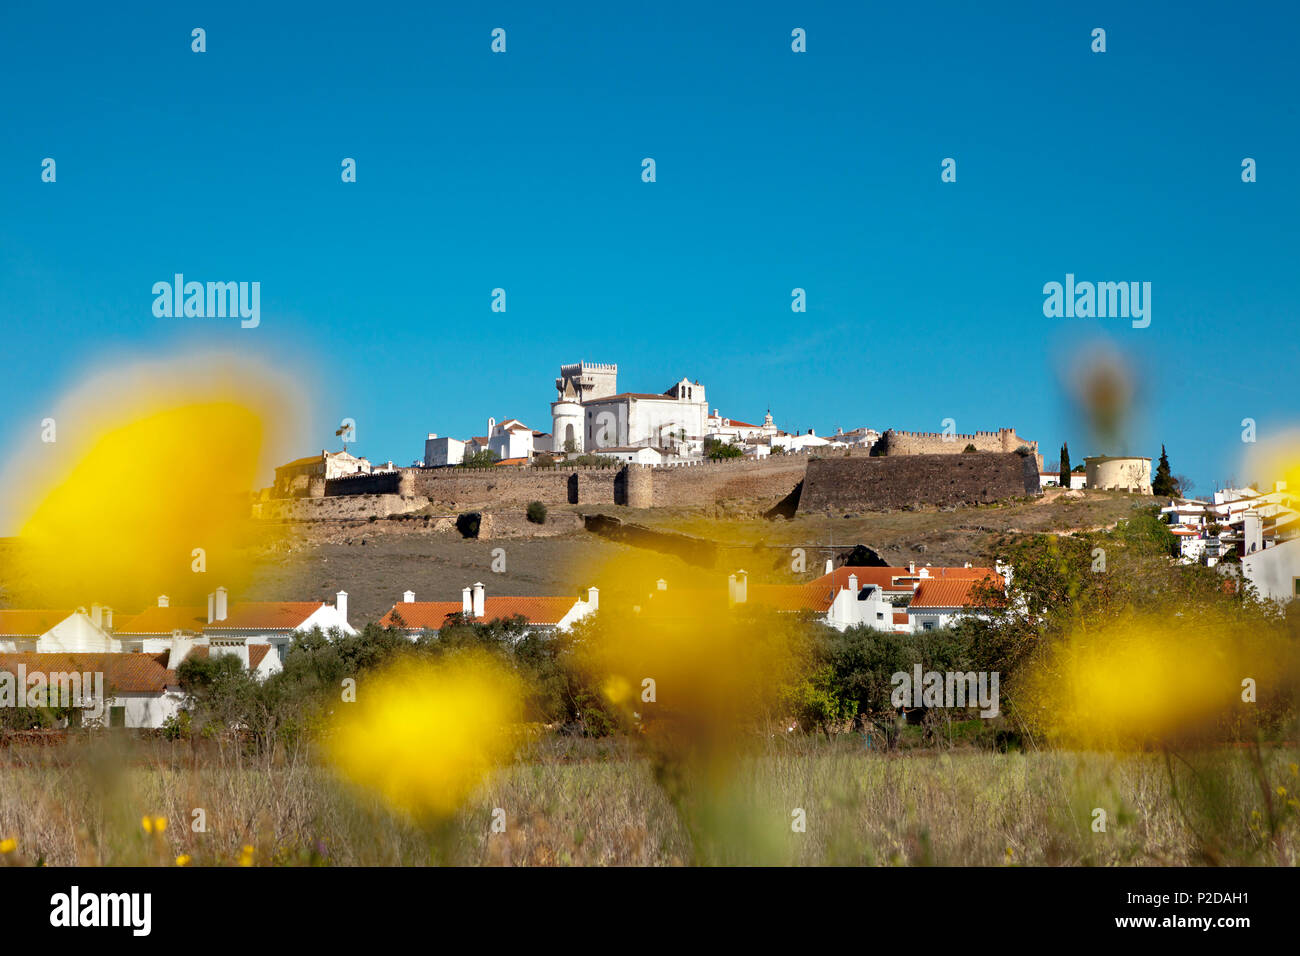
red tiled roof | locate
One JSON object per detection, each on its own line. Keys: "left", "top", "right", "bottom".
{"left": 892, "top": 611, "right": 909, "bottom": 625}
{"left": 207, "top": 603, "right": 324, "bottom": 630}
{"left": 721, "top": 419, "right": 759, "bottom": 429}
{"left": 0, "top": 652, "right": 175, "bottom": 693}
{"left": 115, "top": 606, "right": 208, "bottom": 635}
{"left": 0, "top": 609, "right": 75, "bottom": 637}
{"left": 120, "top": 603, "right": 323, "bottom": 634}
{"left": 747, "top": 584, "right": 836, "bottom": 613}
{"left": 381, "top": 596, "right": 577, "bottom": 630}
{"left": 909, "top": 575, "right": 1004, "bottom": 609}
{"left": 494, "top": 457, "right": 529, "bottom": 466}
{"left": 812, "top": 566, "right": 995, "bottom": 593}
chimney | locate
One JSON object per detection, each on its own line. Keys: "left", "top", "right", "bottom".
{"left": 586, "top": 586, "right": 599, "bottom": 610}
{"left": 207, "top": 592, "right": 215, "bottom": 624}
{"left": 656, "top": 578, "right": 668, "bottom": 591}
{"left": 907, "top": 561, "right": 916, "bottom": 574}
{"left": 157, "top": 595, "right": 169, "bottom": 608}
{"left": 215, "top": 586, "right": 228, "bottom": 622}
{"left": 472, "top": 582, "right": 485, "bottom": 618}
{"left": 103, "top": 607, "right": 113, "bottom": 631}
{"left": 848, "top": 573, "right": 858, "bottom": 594}
{"left": 403, "top": 590, "right": 415, "bottom": 603}
{"left": 734, "top": 570, "right": 748, "bottom": 604}
{"left": 824, "top": 559, "right": 834, "bottom": 575}
{"left": 728, "top": 573, "right": 738, "bottom": 605}
{"left": 336, "top": 590, "right": 348, "bottom": 624}
{"left": 91, "top": 604, "right": 103, "bottom": 628}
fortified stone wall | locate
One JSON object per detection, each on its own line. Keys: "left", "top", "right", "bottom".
{"left": 877, "top": 428, "right": 1042, "bottom": 469}
{"left": 799, "top": 453, "right": 1040, "bottom": 512}
{"left": 254, "top": 494, "right": 427, "bottom": 520}
{"left": 406, "top": 456, "right": 810, "bottom": 510}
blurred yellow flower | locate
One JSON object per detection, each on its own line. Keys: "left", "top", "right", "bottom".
{"left": 324, "top": 652, "right": 525, "bottom": 822}
{"left": 238, "top": 845, "right": 255, "bottom": 867}
{"left": 0, "top": 838, "right": 15, "bottom": 854}
{"left": 1290, "top": 763, "right": 1298, "bottom": 777}
{"left": 1277, "top": 786, "right": 1288, "bottom": 798}
{"left": 141, "top": 815, "right": 167, "bottom": 834}
{"left": 175, "top": 854, "right": 191, "bottom": 867}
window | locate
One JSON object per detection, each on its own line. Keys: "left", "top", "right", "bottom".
{"left": 1293, "top": 577, "right": 1300, "bottom": 598}
{"left": 922, "top": 622, "right": 935, "bottom": 631}
{"left": 109, "top": 706, "right": 126, "bottom": 728}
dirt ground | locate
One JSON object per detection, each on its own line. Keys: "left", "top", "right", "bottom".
{"left": 0, "top": 490, "right": 1151, "bottom": 629}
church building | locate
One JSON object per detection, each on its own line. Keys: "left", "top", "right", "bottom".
{"left": 551, "top": 362, "right": 709, "bottom": 457}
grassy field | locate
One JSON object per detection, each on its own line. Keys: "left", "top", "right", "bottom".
{"left": 1, "top": 735, "right": 1295, "bottom": 867}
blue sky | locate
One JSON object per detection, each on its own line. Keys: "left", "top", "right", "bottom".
{"left": 2, "top": 1, "right": 1297, "bottom": 495}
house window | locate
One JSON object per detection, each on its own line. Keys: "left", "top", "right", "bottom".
{"left": 109, "top": 706, "right": 126, "bottom": 728}
{"left": 1293, "top": 577, "right": 1300, "bottom": 598}
{"left": 922, "top": 622, "right": 935, "bottom": 631}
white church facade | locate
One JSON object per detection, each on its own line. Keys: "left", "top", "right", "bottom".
{"left": 551, "top": 362, "right": 709, "bottom": 458}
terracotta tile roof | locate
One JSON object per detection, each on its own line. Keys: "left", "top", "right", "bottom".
{"left": 747, "top": 584, "right": 836, "bottom": 613}
{"left": 115, "top": 606, "right": 208, "bottom": 635}
{"left": 206, "top": 603, "right": 324, "bottom": 630}
{"left": 121, "top": 603, "right": 323, "bottom": 634}
{"left": 909, "top": 575, "right": 1004, "bottom": 609}
{"left": 0, "top": 652, "right": 176, "bottom": 693}
{"left": 0, "top": 609, "right": 75, "bottom": 637}
{"left": 812, "top": 566, "right": 995, "bottom": 593}
{"left": 494, "top": 457, "right": 529, "bottom": 466}
{"left": 381, "top": 596, "right": 577, "bottom": 630}
{"left": 892, "top": 611, "right": 909, "bottom": 625}
{"left": 720, "top": 419, "right": 759, "bottom": 429}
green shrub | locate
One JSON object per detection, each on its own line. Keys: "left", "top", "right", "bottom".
{"left": 526, "top": 501, "right": 547, "bottom": 524}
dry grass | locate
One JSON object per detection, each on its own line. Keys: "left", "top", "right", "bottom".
{"left": 1, "top": 734, "right": 1295, "bottom": 867}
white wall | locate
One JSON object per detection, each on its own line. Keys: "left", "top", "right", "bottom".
{"left": 1243, "top": 538, "right": 1300, "bottom": 602}
{"left": 424, "top": 436, "right": 465, "bottom": 467}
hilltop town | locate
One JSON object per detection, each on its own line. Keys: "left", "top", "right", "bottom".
{"left": 3, "top": 359, "right": 1297, "bottom": 732}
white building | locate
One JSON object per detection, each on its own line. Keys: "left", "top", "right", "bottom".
{"left": 601, "top": 446, "right": 667, "bottom": 465}
{"left": 1242, "top": 536, "right": 1300, "bottom": 603}
{"left": 552, "top": 362, "right": 708, "bottom": 457}
{"left": 1084, "top": 456, "right": 1152, "bottom": 494}
{"left": 115, "top": 587, "right": 356, "bottom": 664}
{"left": 424, "top": 434, "right": 466, "bottom": 467}
{"left": 771, "top": 431, "right": 832, "bottom": 453}
{"left": 0, "top": 607, "right": 120, "bottom": 654}
{"left": 380, "top": 583, "right": 599, "bottom": 637}
{"left": 707, "top": 410, "right": 780, "bottom": 443}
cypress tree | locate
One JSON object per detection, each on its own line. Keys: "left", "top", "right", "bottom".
{"left": 1059, "top": 443, "right": 1071, "bottom": 484}
{"left": 1152, "top": 445, "right": 1177, "bottom": 496}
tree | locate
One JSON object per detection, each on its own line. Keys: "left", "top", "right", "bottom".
{"left": 1152, "top": 445, "right": 1178, "bottom": 496}
{"left": 460, "top": 449, "right": 499, "bottom": 468}
{"left": 526, "top": 501, "right": 547, "bottom": 524}
{"left": 704, "top": 436, "right": 744, "bottom": 460}
{"left": 962, "top": 443, "right": 977, "bottom": 453}
{"left": 1059, "top": 442, "right": 1071, "bottom": 480}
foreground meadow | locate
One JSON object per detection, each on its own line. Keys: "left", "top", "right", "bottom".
{"left": 1, "top": 735, "right": 1295, "bottom": 867}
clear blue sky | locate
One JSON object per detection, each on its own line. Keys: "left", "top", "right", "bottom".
{"left": 2, "top": 1, "right": 1297, "bottom": 495}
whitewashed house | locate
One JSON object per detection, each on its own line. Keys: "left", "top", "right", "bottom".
{"left": 380, "top": 583, "right": 599, "bottom": 637}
